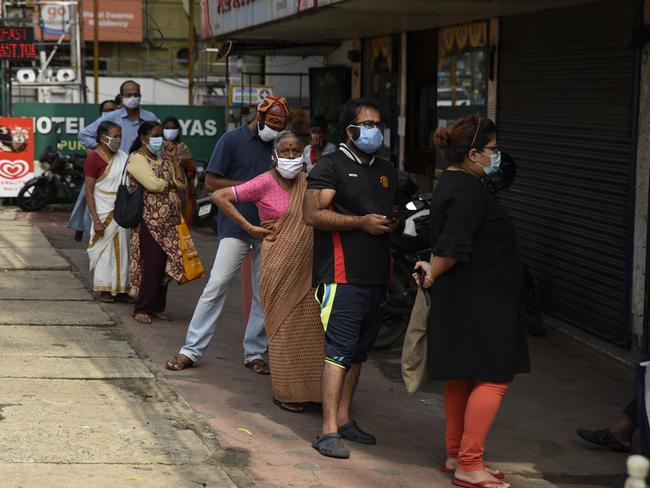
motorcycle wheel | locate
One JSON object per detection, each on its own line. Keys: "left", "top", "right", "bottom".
{"left": 17, "top": 180, "right": 51, "bottom": 211}
{"left": 373, "top": 312, "right": 409, "bottom": 349}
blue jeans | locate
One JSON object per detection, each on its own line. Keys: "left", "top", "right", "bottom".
{"left": 180, "top": 237, "right": 267, "bottom": 363}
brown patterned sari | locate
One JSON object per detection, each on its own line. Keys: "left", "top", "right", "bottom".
{"left": 259, "top": 173, "right": 324, "bottom": 403}
{"left": 128, "top": 154, "right": 184, "bottom": 297}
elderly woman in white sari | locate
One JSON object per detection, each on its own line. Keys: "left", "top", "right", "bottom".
{"left": 85, "top": 121, "right": 130, "bottom": 303}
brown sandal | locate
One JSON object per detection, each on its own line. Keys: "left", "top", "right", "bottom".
{"left": 166, "top": 354, "right": 194, "bottom": 371}
{"left": 245, "top": 358, "right": 270, "bottom": 375}
{"left": 98, "top": 293, "right": 114, "bottom": 303}
{"left": 133, "top": 313, "right": 152, "bottom": 324}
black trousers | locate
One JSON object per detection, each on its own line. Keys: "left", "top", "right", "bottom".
{"left": 134, "top": 224, "right": 168, "bottom": 315}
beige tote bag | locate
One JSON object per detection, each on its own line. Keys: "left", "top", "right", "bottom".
{"left": 401, "top": 287, "right": 431, "bottom": 394}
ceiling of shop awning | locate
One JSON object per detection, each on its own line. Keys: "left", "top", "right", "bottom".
{"left": 220, "top": 0, "right": 601, "bottom": 42}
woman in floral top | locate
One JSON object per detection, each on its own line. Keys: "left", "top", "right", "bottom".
{"left": 126, "top": 121, "right": 187, "bottom": 324}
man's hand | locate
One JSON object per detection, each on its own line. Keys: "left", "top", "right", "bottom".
{"left": 360, "top": 214, "right": 392, "bottom": 236}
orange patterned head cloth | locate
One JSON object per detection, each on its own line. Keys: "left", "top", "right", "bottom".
{"left": 256, "top": 95, "right": 289, "bottom": 123}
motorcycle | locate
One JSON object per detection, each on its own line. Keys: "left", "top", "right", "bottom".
{"left": 374, "top": 191, "right": 432, "bottom": 349}
{"left": 192, "top": 159, "right": 219, "bottom": 234}
{"left": 17, "top": 143, "right": 85, "bottom": 212}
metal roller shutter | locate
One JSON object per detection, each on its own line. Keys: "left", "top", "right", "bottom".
{"left": 497, "top": 0, "right": 641, "bottom": 344}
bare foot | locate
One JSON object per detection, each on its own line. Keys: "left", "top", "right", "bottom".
{"left": 454, "top": 468, "right": 509, "bottom": 488}
{"left": 445, "top": 459, "right": 505, "bottom": 479}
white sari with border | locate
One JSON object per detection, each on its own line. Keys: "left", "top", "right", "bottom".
{"left": 87, "top": 150, "right": 129, "bottom": 295}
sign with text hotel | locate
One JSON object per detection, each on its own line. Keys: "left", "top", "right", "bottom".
{"left": 201, "top": 0, "right": 343, "bottom": 38}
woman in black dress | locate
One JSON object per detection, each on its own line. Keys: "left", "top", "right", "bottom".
{"left": 414, "top": 115, "right": 530, "bottom": 488}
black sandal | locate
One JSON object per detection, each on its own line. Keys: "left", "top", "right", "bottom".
{"left": 338, "top": 420, "right": 376, "bottom": 445}
{"left": 312, "top": 433, "right": 350, "bottom": 459}
{"left": 576, "top": 428, "right": 631, "bottom": 453}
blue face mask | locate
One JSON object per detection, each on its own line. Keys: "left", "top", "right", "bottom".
{"left": 350, "top": 125, "right": 384, "bottom": 154}
{"left": 474, "top": 151, "right": 501, "bottom": 175}
{"left": 147, "top": 136, "right": 164, "bottom": 155}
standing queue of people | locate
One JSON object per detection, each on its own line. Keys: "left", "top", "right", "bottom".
{"left": 76, "top": 82, "right": 529, "bottom": 488}
{"left": 75, "top": 80, "right": 195, "bottom": 321}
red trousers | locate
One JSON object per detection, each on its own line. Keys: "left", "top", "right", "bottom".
{"left": 444, "top": 380, "right": 510, "bottom": 471}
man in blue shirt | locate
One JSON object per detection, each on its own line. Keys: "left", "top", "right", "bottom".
{"left": 166, "top": 95, "right": 289, "bottom": 374}
{"left": 78, "top": 80, "right": 158, "bottom": 153}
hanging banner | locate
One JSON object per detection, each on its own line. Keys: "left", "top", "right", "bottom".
{"left": 0, "top": 118, "right": 35, "bottom": 197}
{"left": 13, "top": 103, "right": 225, "bottom": 161}
{"left": 35, "top": 0, "right": 142, "bottom": 43}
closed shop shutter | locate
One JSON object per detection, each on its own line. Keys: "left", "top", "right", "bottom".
{"left": 497, "top": 0, "right": 640, "bottom": 344}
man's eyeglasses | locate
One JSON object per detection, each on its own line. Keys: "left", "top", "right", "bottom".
{"left": 353, "top": 120, "right": 385, "bottom": 131}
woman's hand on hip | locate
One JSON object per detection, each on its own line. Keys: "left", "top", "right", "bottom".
{"left": 413, "top": 261, "right": 434, "bottom": 289}
{"left": 247, "top": 225, "right": 273, "bottom": 241}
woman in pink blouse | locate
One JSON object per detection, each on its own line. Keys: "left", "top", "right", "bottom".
{"left": 213, "top": 131, "right": 324, "bottom": 412}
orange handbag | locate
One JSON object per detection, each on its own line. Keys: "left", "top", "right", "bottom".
{"left": 177, "top": 216, "right": 205, "bottom": 285}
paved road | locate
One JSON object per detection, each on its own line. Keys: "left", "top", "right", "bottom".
{"left": 19, "top": 207, "right": 637, "bottom": 488}
{"left": 0, "top": 207, "right": 248, "bottom": 487}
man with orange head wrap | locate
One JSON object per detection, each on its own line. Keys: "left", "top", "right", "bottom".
{"left": 167, "top": 96, "right": 289, "bottom": 374}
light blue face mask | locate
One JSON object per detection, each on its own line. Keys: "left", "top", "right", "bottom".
{"left": 474, "top": 151, "right": 501, "bottom": 175}
{"left": 350, "top": 125, "right": 384, "bottom": 154}
{"left": 147, "top": 136, "right": 164, "bottom": 155}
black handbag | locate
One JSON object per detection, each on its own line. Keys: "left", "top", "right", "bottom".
{"left": 114, "top": 162, "right": 143, "bottom": 228}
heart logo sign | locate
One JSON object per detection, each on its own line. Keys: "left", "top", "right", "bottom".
{"left": 0, "top": 159, "right": 29, "bottom": 180}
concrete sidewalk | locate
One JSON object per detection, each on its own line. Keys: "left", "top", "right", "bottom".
{"left": 20, "top": 208, "right": 638, "bottom": 488}
{"left": 0, "top": 208, "right": 249, "bottom": 487}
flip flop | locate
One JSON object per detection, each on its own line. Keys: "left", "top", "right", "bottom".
{"left": 273, "top": 397, "right": 304, "bottom": 413}
{"left": 165, "top": 354, "right": 194, "bottom": 371}
{"left": 338, "top": 420, "right": 376, "bottom": 445}
{"left": 98, "top": 294, "right": 114, "bottom": 303}
{"left": 442, "top": 465, "right": 505, "bottom": 480}
{"left": 152, "top": 312, "right": 172, "bottom": 321}
{"left": 312, "top": 433, "right": 350, "bottom": 459}
{"left": 132, "top": 313, "right": 152, "bottom": 324}
{"left": 576, "top": 428, "right": 631, "bottom": 453}
{"left": 452, "top": 478, "right": 509, "bottom": 488}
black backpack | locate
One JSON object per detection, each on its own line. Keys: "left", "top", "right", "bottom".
{"left": 114, "top": 163, "right": 143, "bottom": 228}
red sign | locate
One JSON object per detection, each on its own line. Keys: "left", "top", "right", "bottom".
{"left": 0, "top": 25, "right": 36, "bottom": 61}
{"left": 36, "top": 0, "right": 142, "bottom": 43}
{"left": 0, "top": 118, "right": 35, "bottom": 197}
{"left": 217, "top": 0, "right": 254, "bottom": 14}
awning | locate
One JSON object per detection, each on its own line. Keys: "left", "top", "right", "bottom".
{"left": 209, "top": 0, "right": 602, "bottom": 42}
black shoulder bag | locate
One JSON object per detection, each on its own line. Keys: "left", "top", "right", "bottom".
{"left": 114, "top": 161, "right": 143, "bottom": 228}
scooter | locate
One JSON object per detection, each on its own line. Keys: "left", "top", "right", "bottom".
{"left": 192, "top": 160, "right": 219, "bottom": 234}
{"left": 17, "top": 144, "right": 85, "bottom": 212}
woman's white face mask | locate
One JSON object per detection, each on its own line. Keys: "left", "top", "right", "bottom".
{"left": 102, "top": 135, "right": 121, "bottom": 153}
{"left": 275, "top": 150, "right": 303, "bottom": 179}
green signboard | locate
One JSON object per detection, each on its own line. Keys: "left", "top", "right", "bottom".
{"left": 13, "top": 103, "right": 225, "bottom": 161}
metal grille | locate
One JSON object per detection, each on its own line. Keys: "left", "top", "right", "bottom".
{"left": 497, "top": 0, "right": 641, "bottom": 344}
